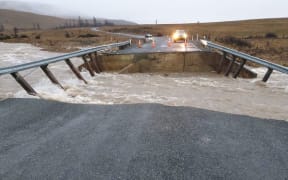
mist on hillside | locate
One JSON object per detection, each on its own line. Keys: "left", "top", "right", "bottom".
{"left": 0, "top": 0, "right": 79, "bottom": 17}
{"left": 0, "top": 0, "right": 136, "bottom": 29}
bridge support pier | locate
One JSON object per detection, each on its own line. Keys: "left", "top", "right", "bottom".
{"left": 233, "top": 59, "right": 247, "bottom": 79}
{"left": 225, "top": 55, "right": 236, "bottom": 76}
{"left": 82, "top": 56, "right": 95, "bottom": 77}
{"left": 10, "top": 72, "right": 37, "bottom": 96}
{"left": 65, "top": 59, "right": 88, "bottom": 84}
{"left": 262, "top": 68, "right": 273, "bottom": 82}
{"left": 217, "top": 52, "right": 226, "bottom": 74}
{"left": 40, "top": 65, "right": 64, "bottom": 89}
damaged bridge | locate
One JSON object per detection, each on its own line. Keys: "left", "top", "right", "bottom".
{"left": 1, "top": 36, "right": 288, "bottom": 180}
{"left": 0, "top": 38, "right": 287, "bottom": 96}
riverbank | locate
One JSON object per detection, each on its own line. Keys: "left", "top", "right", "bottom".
{"left": 0, "top": 28, "right": 128, "bottom": 52}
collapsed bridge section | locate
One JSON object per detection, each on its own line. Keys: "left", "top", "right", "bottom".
{"left": 82, "top": 51, "right": 256, "bottom": 78}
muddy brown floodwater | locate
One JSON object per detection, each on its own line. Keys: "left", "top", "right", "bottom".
{"left": 0, "top": 42, "right": 287, "bottom": 120}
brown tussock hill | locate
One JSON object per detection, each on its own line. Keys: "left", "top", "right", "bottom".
{"left": 101, "top": 18, "right": 288, "bottom": 66}
{"left": 0, "top": 9, "right": 66, "bottom": 30}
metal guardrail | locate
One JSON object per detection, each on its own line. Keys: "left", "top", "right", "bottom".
{"left": 201, "top": 40, "right": 288, "bottom": 82}
{"left": 0, "top": 41, "right": 131, "bottom": 75}
{"left": 0, "top": 40, "right": 131, "bottom": 95}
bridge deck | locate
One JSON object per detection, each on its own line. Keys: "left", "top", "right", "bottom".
{"left": 116, "top": 37, "right": 201, "bottom": 54}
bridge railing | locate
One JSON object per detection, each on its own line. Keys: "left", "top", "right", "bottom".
{"left": 0, "top": 40, "right": 131, "bottom": 95}
{"left": 201, "top": 40, "right": 288, "bottom": 82}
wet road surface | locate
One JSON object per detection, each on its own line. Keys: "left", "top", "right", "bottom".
{"left": 119, "top": 37, "right": 201, "bottom": 54}
{"left": 92, "top": 28, "right": 201, "bottom": 54}
{"left": 0, "top": 98, "right": 287, "bottom": 179}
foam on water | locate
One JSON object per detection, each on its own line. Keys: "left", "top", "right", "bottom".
{"left": 6, "top": 71, "right": 288, "bottom": 120}
{"left": 0, "top": 42, "right": 62, "bottom": 67}
{"left": 251, "top": 67, "right": 288, "bottom": 91}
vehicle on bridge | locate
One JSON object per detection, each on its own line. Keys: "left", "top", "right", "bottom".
{"left": 172, "top": 30, "right": 187, "bottom": 42}
{"left": 145, "top": 34, "right": 153, "bottom": 42}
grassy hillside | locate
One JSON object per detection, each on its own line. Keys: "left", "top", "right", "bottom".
{"left": 0, "top": 28, "right": 128, "bottom": 52}
{"left": 0, "top": 9, "right": 137, "bottom": 31}
{"left": 101, "top": 18, "right": 288, "bottom": 38}
{"left": 0, "top": 9, "right": 66, "bottom": 30}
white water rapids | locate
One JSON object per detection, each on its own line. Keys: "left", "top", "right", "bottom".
{"left": 0, "top": 42, "right": 287, "bottom": 120}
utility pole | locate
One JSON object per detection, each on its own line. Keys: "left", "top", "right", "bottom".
{"left": 93, "top": 17, "right": 97, "bottom": 27}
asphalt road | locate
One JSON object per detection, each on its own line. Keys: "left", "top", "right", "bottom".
{"left": 0, "top": 98, "right": 287, "bottom": 180}
{"left": 92, "top": 28, "right": 201, "bottom": 54}
{"left": 92, "top": 28, "right": 144, "bottom": 39}
{"left": 119, "top": 37, "right": 201, "bottom": 54}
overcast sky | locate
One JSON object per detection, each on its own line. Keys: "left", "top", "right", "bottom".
{"left": 18, "top": 0, "right": 288, "bottom": 24}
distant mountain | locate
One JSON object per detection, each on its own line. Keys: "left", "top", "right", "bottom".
{"left": 0, "top": 1, "right": 136, "bottom": 30}
{"left": 0, "top": 1, "right": 80, "bottom": 18}
{"left": 0, "top": 9, "right": 66, "bottom": 30}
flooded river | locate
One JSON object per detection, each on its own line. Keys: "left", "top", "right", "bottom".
{"left": 0, "top": 42, "right": 287, "bottom": 120}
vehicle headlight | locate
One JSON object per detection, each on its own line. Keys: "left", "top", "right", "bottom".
{"left": 173, "top": 34, "right": 178, "bottom": 39}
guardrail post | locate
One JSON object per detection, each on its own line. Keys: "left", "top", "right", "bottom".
{"left": 262, "top": 68, "right": 273, "bottom": 82}
{"left": 225, "top": 55, "right": 236, "bottom": 76}
{"left": 65, "top": 59, "right": 88, "bottom": 84}
{"left": 233, "top": 59, "right": 247, "bottom": 79}
{"left": 40, "top": 65, "right": 64, "bottom": 89}
{"left": 10, "top": 72, "right": 37, "bottom": 96}
{"left": 94, "top": 52, "right": 104, "bottom": 72}
{"left": 201, "top": 40, "right": 288, "bottom": 80}
{"left": 82, "top": 55, "right": 95, "bottom": 77}
{"left": 89, "top": 53, "right": 101, "bottom": 73}
{"left": 217, "top": 52, "right": 226, "bottom": 74}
